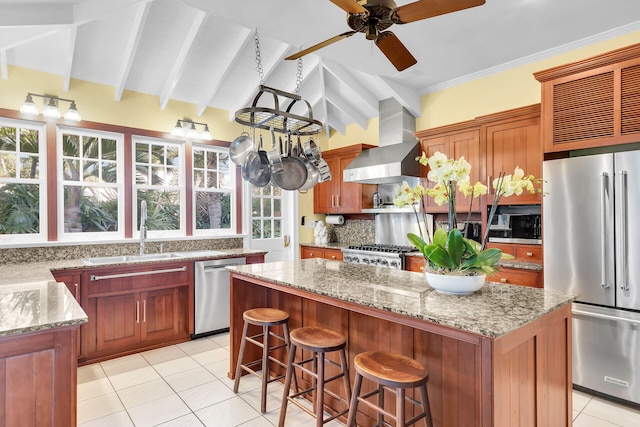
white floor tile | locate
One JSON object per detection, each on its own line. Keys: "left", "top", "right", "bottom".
{"left": 109, "top": 365, "right": 163, "bottom": 391}
{"left": 240, "top": 381, "right": 285, "bottom": 415}
{"left": 195, "top": 395, "right": 262, "bottom": 427}
{"left": 179, "top": 379, "right": 237, "bottom": 412}
{"left": 236, "top": 416, "right": 275, "bottom": 427}
{"left": 153, "top": 355, "right": 201, "bottom": 377}
{"left": 573, "top": 389, "right": 593, "bottom": 413}
{"left": 164, "top": 366, "right": 217, "bottom": 393}
{"left": 209, "top": 332, "right": 230, "bottom": 347}
{"left": 178, "top": 338, "right": 222, "bottom": 355}
{"left": 116, "top": 378, "right": 175, "bottom": 409}
{"left": 77, "top": 363, "right": 107, "bottom": 384}
{"left": 77, "top": 392, "right": 125, "bottom": 425}
{"left": 583, "top": 396, "right": 640, "bottom": 427}
{"left": 573, "top": 412, "right": 621, "bottom": 427}
{"left": 155, "top": 413, "right": 205, "bottom": 427}
{"left": 191, "top": 347, "right": 230, "bottom": 366}
{"left": 78, "top": 410, "right": 134, "bottom": 427}
{"left": 127, "top": 394, "right": 191, "bottom": 427}
{"left": 100, "top": 353, "right": 150, "bottom": 377}
{"left": 78, "top": 377, "right": 115, "bottom": 402}
{"left": 203, "top": 359, "right": 233, "bottom": 381}
{"left": 142, "top": 344, "right": 188, "bottom": 365}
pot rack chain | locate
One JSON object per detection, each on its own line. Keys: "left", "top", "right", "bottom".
{"left": 254, "top": 30, "right": 303, "bottom": 95}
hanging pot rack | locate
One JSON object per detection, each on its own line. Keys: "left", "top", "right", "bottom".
{"left": 234, "top": 85, "right": 323, "bottom": 136}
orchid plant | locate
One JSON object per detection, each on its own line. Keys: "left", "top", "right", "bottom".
{"left": 394, "top": 151, "right": 542, "bottom": 276}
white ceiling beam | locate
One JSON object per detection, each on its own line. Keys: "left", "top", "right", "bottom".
{"left": 114, "top": 1, "right": 151, "bottom": 101}
{"left": 376, "top": 76, "right": 421, "bottom": 118}
{"left": 0, "top": 4, "right": 73, "bottom": 27}
{"left": 73, "top": 0, "right": 153, "bottom": 25}
{"left": 0, "top": 28, "right": 63, "bottom": 50}
{"left": 325, "top": 84, "right": 368, "bottom": 130}
{"left": 197, "top": 27, "right": 252, "bottom": 116}
{"left": 322, "top": 59, "right": 378, "bottom": 112}
{"left": 62, "top": 26, "right": 77, "bottom": 91}
{"left": 159, "top": 10, "right": 207, "bottom": 110}
{"left": 0, "top": 50, "right": 7, "bottom": 80}
{"left": 325, "top": 101, "right": 346, "bottom": 136}
{"left": 317, "top": 60, "right": 330, "bottom": 139}
{"left": 281, "top": 55, "right": 320, "bottom": 95}
{"left": 227, "top": 41, "right": 292, "bottom": 121}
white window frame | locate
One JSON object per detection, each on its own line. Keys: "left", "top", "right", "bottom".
{"left": 57, "top": 127, "right": 125, "bottom": 242}
{"left": 0, "top": 118, "right": 47, "bottom": 245}
{"left": 192, "top": 143, "right": 237, "bottom": 236}
{"left": 132, "top": 136, "right": 186, "bottom": 239}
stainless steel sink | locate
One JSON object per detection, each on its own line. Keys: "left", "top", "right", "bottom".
{"left": 81, "top": 252, "right": 185, "bottom": 265}
{"left": 172, "top": 250, "right": 227, "bottom": 258}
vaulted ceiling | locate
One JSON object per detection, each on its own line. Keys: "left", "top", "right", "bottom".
{"left": 2, "top": 0, "right": 640, "bottom": 136}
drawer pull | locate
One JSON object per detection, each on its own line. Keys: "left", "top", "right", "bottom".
{"left": 500, "top": 278, "right": 508, "bottom": 283}
{"left": 331, "top": 255, "right": 336, "bottom": 259}
{"left": 90, "top": 266, "right": 187, "bottom": 281}
{"left": 419, "top": 267, "right": 424, "bottom": 271}
{"left": 309, "top": 252, "right": 314, "bottom": 257}
{"left": 526, "top": 252, "right": 533, "bottom": 257}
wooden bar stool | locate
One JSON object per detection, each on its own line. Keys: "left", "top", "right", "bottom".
{"left": 346, "top": 351, "right": 434, "bottom": 427}
{"left": 233, "top": 308, "right": 295, "bottom": 413}
{"left": 278, "top": 326, "right": 351, "bottom": 427}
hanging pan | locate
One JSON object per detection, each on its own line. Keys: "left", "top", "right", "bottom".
{"left": 242, "top": 133, "right": 271, "bottom": 187}
{"left": 271, "top": 133, "right": 308, "bottom": 191}
{"left": 229, "top": 131, "right": 254, "bottom": 165}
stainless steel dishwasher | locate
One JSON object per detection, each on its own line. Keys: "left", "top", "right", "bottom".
{"left": 194, "top": 257, "right": 246, "bottom": 337}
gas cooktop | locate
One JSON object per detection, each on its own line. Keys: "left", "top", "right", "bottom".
{"left": 345, "top": 244, "right": 418, "bottom": 254}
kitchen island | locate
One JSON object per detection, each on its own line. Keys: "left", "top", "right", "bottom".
{"left": 228, "top": 258, "right": 575, "bottom": 427}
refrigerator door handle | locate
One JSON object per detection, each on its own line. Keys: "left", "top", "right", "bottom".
{"left": 573, "top": 309, "right": 640, "bottom": 326}
{"left": 600, "top": 172, "right": 610, "bottom": 288}
{"left": 619, "top": 170, "right": 629, "bottom": 291}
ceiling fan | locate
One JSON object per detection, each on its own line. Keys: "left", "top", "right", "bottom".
{"left": 286, "top": 0, "right": 485, "bottom": 71}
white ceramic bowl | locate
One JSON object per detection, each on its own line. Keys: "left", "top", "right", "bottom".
{"left": 425, "top": 272, "right": 486, "bottom": 295}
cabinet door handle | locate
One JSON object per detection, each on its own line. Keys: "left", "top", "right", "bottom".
{"left": 336, "top": 194, "right": 340, "bottom": 207}
{"left": 331, "top": 195, "right": 335, "bottom": 207}
{"left": 143, "top": 300, "right": 147, "bottom": 323}
{"left": 500, "top": 278, "right": 508, "bottom": 283}
{"left": 419, "top": 266, "right": 424, "bottom": 272}
{"left": 74, "top": 283, "right": 79, "bottom": 300}
{"left": 136, "top": 300, "right": 140, "bottom": 323}
{"left": 526, "top": 252, "right": 533, "bottom": 257}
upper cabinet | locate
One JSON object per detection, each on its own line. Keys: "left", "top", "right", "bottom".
{"left": 535, "top": 43, "right": 640, "bottom": 153}
{"left": 314, "top": 144, "right": 377, "bottom": 214}
{"left": 416, "top": 121, "right": 481, "bottom": 212}
{"left": 479, "top": 105, "right": 542, "bottom": 204}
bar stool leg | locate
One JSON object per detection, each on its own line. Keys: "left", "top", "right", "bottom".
{"left": 260, "top": 324, "right": 270, "bottom": 413}
{"left": 346, "top": 373, "right": 362, "bottom": 427}
{"left": 419, "top": 384, "right": 434, "bottom": 427}
{"left": 233, "top": 321, "right": 250, "bottom": 393}
{"left": 377, "top": 383, "right": 385, "bottom": 427}
{"left": 339, "top": 349, "right": 352, "bottom": 401}
{"left": 278, "top": 343, "right": 298, "bottom": 427}
{"left": 316, "top": 352, "right": 325, "bottom": 427}
{"left": 396, "top": 388, "right": 406, "bottom": 427}
{"left": 282, "top": 322, "right": 298, "bottom": 394}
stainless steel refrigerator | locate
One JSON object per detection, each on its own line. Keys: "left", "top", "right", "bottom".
{"left": 543, "top": 151, "right": 640, "bottom": 405}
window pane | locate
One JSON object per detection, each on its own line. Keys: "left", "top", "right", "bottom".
{"left": 63, "top": 186, "right": 118, "bottom": 232}
{"left": 0, "top": 183, "right": 39, "bottom": 234}
{"left": 151, "top": 144, "right": 164, "bottom": 164}
{"left": 0, "top": 153, "right": 16, "bottom": 178}
{"left": 274, "top": 219, "right": 281, "bottom": 238}
{"left": 195, "top": 192, "right": 230, "bottom": 230}
{"left": 84, "top": 160, "right": 99, "bottom": 181}
{"left": 101, "top": 161, "right": 117, "bottom": 183}
{"left": 263, "top": 219, "right": 272, "bottom": 238}
{"left": 252, "top": 219, "right": 261, "bottom": 239}
{"left": 101, "top": 139, "right": 117, "bottom": 161}
{"left": 273, "top": 199, "right": 281, "bottom": 217}
{"left": 194, "top": 170, "right": 204, "bottom": 188}
{"left": 252, "top": 197, "right": 260, "bottom": 217}
{"left": 262, "top": 198, "right": 271, "bottom": 217}
{"left": 63, "top": 159, "right": 81, "bottom": 181}
{"left": 194, "top": 150, "right": 204, "bottom": 168}
{"left": 0, "top": 127, "right": 17, "bottom": 151}
{"left": 206, "top": 171, "right": 217, "bottom": 189}
{"left": 166, "top": 146, "right": 180, "bottom": 166}
{"left": 137, "top": 189, "right": 180, "bottom": 230}
{"left": 20, "top": 129, "right": 38, "bottom": 154}
{"left": 83, "top": 136, "right": 99, "bottom": 159}
{"left": 63, "top": 134, "right": 80, "bottom": 156}
{"left": 206, "top": 151, "right": 217, "bottom": 169}
{"left": 19, "top": 154, "right": 39, "bottom": 179}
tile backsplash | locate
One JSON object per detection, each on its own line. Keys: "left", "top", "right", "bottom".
{"left": 0, "top": 238, "right": 243, "bottom": 265}
{"left": 327, "top": 219, "right": 375, "bottom": 246}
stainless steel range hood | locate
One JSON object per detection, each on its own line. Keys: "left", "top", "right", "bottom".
{"left": 343, "top": 98, "right": 420, "bottom": 185}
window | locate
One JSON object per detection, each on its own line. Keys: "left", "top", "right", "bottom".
{"left": 193, "top": 144, "right": 235, "bottom": 234}
{"left": 134, "top": 137, "right": 184, "bottom": 235}
{"left": 0, "top": 119, "right": 46, "bottom": 242}
{"left": 58, "top": 128, "right": 124, "bottom": 240}
{"left": 251, "top": 184, "right": 282, "bottom": 239}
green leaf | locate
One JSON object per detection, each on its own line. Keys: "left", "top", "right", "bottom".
{"left": 446, "top": 229, "right": 465, "bottom": 266}
{"left": 423, "top": 244, "right": 455, "bottom": 268}
{"left": 474, "top": 248, "right": 503, "bottom": 266}
{"left": 407, "top": 233, "right": 428, "bottom": 252}
{"left": 432, "top": 228, "right": 448, "bottom": 247}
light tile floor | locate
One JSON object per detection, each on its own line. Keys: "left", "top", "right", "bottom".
{"left": 78, "top": 333, "right": 640, "bottom": 426}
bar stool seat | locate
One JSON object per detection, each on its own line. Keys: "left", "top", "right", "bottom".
{"left": 233, "top": 308, "right": 294, "bottom": 413}
{"left": 347, "top": 351, "right": 434, "bottom": 427}
{"left": 279, "top": 326, "right": 351, "bottom": 427}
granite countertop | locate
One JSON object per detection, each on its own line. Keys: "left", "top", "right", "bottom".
{"left": 228, "top": 259, "right": 574, "bottom": 338}
{"left": 0, "top": 248, "right": 267, "bottom": 337}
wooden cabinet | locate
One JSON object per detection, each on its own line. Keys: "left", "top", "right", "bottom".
{"left": 492, "top": 267, "right": 542, "bottom": 288}
{"left": 313, "top": 144, "right": 377, "bottom": 214}
{"left": 487, "top": 242, "right": 543, "bottom": 262}
{"left": 479, "top": 104, "right": 542, "bottom": 204}
{"left": 300, "top": 246, "right": 344, "bottom": 261}
{"left": 81, "top": 260, "right": 192, "bottom": 363}
{"left": 535, "top": 43, "right": 640, "bottom": 153}
{"left": 416, "top": 121, "right": 482, "bottom": 213}
{"left": 52, "top": 271, "right": 82, "bottom": 356}
{"left": 405, "top": 255, "right": 426, "bottom": 273}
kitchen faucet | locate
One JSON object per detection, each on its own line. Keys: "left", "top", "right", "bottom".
{"left": 139, "top": 200, "right": 147, "bottom": 256}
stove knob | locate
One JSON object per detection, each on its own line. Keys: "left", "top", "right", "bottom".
{"left": 363, "top": 258, "right": 369, "bottom": 264}
{"left": 380, "top": 259, "right": 389, "bottom": 267}
{"left": 390, "top": 260, "right": 399, "bottom": 269}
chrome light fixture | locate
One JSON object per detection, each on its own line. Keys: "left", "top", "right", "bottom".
{"left": 20, "top": 93, "right": 82, "bottom": 122}
{"left": 171, "top": 119, "right": 213, "bottom": 140}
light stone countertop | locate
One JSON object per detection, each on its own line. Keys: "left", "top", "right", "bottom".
{"left": 228, "top": 258, "right": 575, "bottom": 338}
{"left": 0, "top": 248, "right": 267, "bottom": 337}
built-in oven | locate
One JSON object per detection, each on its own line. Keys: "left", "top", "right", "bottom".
{"left": 487, "top": 205, "right": 541, "bottom": 244}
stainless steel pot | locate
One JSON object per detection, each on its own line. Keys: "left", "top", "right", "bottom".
{"left": 229, "top": 132, "right": 254, "bottom": 165}
{"left": 242, "top": 134, "right": 271, "bottom": 187}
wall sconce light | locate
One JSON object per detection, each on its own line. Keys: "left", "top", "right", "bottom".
{"left": 20, "top": 93, "right": 82, "bottom": 122}
{"left": 171, "top": 119, "right": 212, "bottom": 140}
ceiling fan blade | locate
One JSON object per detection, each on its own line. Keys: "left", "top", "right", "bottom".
{"left": 375, "top": 31, "right": 417, "bottom": 71}
{"left": 330, "top": 0, "right": 367, "bottom": 14}
{"left": 391, "top": 0, "right": 485, "bottom": 24}
{"left": 285, "top": 31, "right": 357, "bottom": 60}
